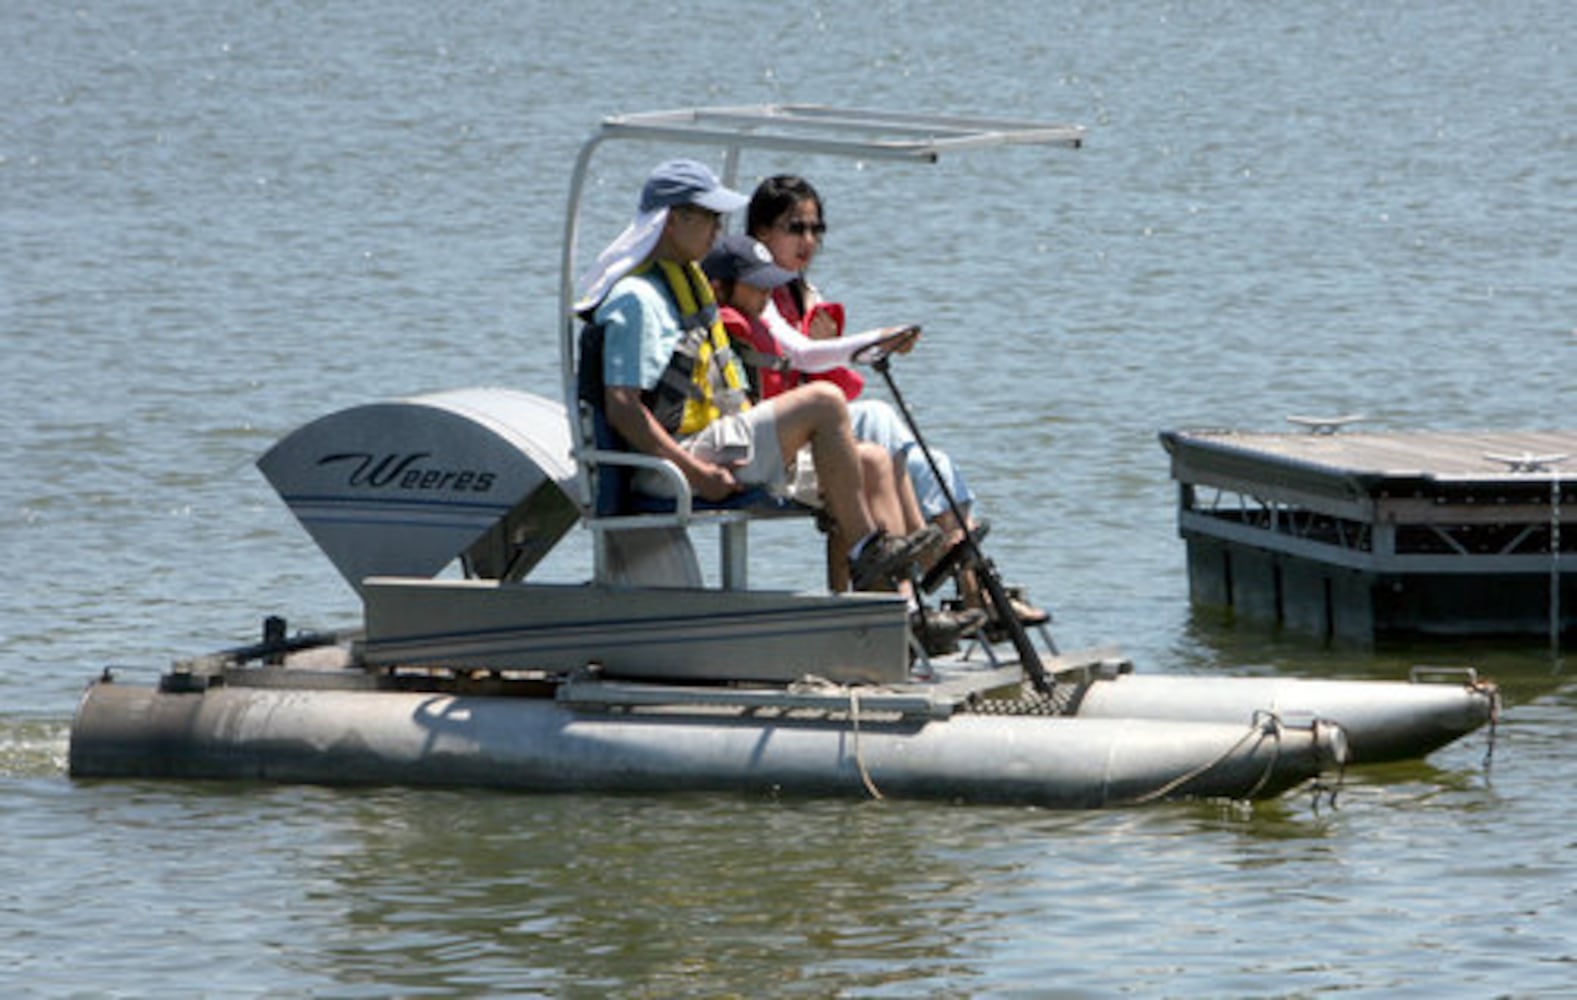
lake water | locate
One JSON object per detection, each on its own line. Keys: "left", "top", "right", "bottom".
{"left": 4, "top": 0, "right": 1574, "bottom": 995}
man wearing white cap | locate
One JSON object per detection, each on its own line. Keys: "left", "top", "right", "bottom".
{"left": 579, "top": 159, "right": 933, "bottom": 592}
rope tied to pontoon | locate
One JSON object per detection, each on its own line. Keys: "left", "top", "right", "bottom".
{"left": 1117, "top": 709, "right": 1289, "bottom": 807}
{"left": 1480, "top": 679, "right": 1502, "bottom": 770}
{"left": 790, "top": 675, "right": 884, "bottom": 800}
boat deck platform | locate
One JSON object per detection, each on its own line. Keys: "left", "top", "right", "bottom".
{"left": 1160, "top": 426, "right": 1576, "bottom": 641}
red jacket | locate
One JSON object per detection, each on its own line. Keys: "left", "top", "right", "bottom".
{"left": 718, "top": 299, "right": 868, "bottom": 402}
{"left": 718, "top": 305, "right": 796, "bottom": 400}
{"left": 764, "top": 286, "right": 866, "bottom": 401}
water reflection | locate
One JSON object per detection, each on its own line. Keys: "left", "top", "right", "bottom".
{"left": 8, "top": 727, "right": 1550, "bottom": 998}
{"left": 266, "top": 785, "right": 1457, "bottom": 995}
{"left": 288, "top": 793, "right": 1013, "bottom": 994}
{"left": 1176, "top": 609, "right": 1568, "bottom": 701}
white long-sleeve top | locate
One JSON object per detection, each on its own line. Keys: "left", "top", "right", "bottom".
{"left": 759, "top": 300, "right": 898, "bottom": 374}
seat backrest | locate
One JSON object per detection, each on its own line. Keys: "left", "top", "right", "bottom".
{"left": 573, "top": 320, "right": 637, "bottom": 518}
{"left": 574, "top": 320, "right": 624, "bottom": 517}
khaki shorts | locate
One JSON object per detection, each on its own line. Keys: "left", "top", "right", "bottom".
{"left": 634, "top": 401, "right": 787, "bottom": 497}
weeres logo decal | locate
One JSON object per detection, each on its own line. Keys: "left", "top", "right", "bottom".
{"left": 316, "top": 452, "right": 497, "bottom": 492}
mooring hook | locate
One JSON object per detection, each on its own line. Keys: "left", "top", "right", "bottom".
{"left": 1483, "top": 452, "right": 1568, "bottom": 474}
{"left": 1286, "top": 414, "right": 1366, "bottom": 435}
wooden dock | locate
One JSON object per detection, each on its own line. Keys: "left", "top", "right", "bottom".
{"left": 1160, "top": 426, "right": 1575, "bottom": 641}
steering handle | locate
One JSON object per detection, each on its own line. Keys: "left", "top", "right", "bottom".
{"left": 852, "top": 324, "right": 921, "bottom": 365}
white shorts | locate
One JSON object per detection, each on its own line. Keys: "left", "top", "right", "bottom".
{"left": 634, "top": 401, "right": 787, "bottom": 497}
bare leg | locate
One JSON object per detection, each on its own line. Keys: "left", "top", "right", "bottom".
{"left": 858, "top": 442, "right": 905, "bottom": 535}
{"left": 934, "top": 508, "right": 966, "bottom": 548}
{"left": 825, "top": 529, "right": 849, "bottom": 591}
{"left": 893, "top": 454, "right": 926, "bottom": 535}
{"left": 771, "top": 383, "right": 877, "bottom": 545}
{"left": 931, "top": 507, "right": 982, "bottom": 605}
{"left": 772, "top": 384, "right": 937, "bottom": 593}
{"left": 855, "top": 442, "right": 925, "bottom": 598}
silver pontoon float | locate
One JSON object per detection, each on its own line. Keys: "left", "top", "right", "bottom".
{"left": 69, "top": 108, "right": 1497, "bottom": 806}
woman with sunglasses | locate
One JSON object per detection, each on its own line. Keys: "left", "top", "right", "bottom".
{"left": 744, "top": 177, "right": 950, "bottom": 498}
{"left": 745, "top": 176, "right": 1049, "bottom": 628}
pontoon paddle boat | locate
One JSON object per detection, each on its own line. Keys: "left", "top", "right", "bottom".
{"left": 68, "top": 108, "right": 1497, "bottom": 807}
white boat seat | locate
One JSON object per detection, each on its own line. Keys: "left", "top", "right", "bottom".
{"left": 574, "top": 400, "right": 815, "bottom": 590}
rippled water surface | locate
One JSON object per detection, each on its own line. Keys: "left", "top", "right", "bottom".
{"left": 4, "top": 1, "right": 1574, "bottom": 995}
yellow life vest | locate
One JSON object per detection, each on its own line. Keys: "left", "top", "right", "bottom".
{"left": 643, "top": 258, "right": 752, "bottom": 437}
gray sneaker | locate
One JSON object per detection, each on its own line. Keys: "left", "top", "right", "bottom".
{"left": 848, "top": 527, "right": 941, "bottom": 591}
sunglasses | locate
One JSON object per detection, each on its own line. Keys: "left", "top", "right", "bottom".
{"left": 779, "top": 219, "right": 827, "bottom": 237}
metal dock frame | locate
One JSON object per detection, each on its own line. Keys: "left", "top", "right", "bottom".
{"left": 1162, "top": 426, "right": 1576, "bottom": 641}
